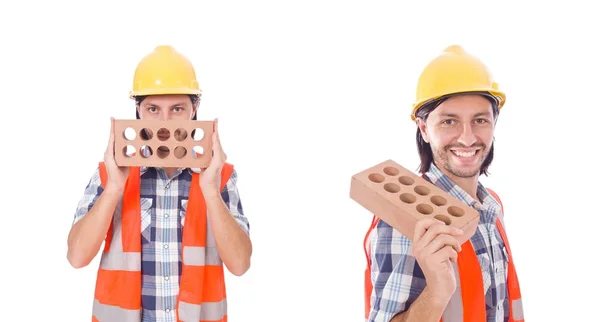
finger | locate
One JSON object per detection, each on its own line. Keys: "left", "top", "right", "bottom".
{"left": 106, "top": 117, "right": 113, "bottom": 145}
{"left": 415, "top": 221, "right": 463, "bottom": 248}
{"left": 204, "top": 145, "right": 219, "bottom": 171}
{"left": 430, "top": 245, "right": 458, "bottom": 264}
{"left": 211, "top": 131, "right": 218, "bottom": 157}
{"left": 105, "top": 117, "right": 116, "bottom": 155}
{"left": 420, "top": 234, "right": 462, "bottom": 256}
{"left": 414, "top": 218, "right": 445, "bottom": 242}
{"left": 414, "top": 218, "right": 461, "bottom": 244}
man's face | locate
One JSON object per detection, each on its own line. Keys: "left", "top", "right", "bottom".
{"left": 418, "top": 94, "right": 495, "bottom": 178}
{"left": 137, "top": 94, "right": 197, "bottom": 121}
{"left": 137, "top": 94, "right": 198, "bottom": 157}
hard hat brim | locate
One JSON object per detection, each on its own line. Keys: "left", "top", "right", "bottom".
{"left": 411, "top": 89, "right": 506, "bottom": 121}
{"left": 129, "top": 88, "right": 202, "bottom": 99}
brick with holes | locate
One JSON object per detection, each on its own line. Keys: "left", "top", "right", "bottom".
{"left": 350, "top": 159, "right": 480, "bottom": 244}
{"left": 113, "top": 119, "right": 214, "bottom": 168}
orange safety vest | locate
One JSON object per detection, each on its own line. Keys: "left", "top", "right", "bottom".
{"left": 92, "top": 162, "right": 234, "bottom": 322}
{"left": 363, "top": 187, "right": 524, "bottom": 322}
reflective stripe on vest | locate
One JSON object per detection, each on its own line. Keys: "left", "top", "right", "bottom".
{"left": 93, "top": 163, "right": 234, "bottom": 322}
{"left": 363, "top": 187, "right": 524, "bottom": 322}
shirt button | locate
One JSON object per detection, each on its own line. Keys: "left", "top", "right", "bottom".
{"left": 164, "top": 244, "right": 169, "bottom": 249}
{"left": 165, "top": 183, "right": 170, "bottom": 189}
{"left": 165, "top": 276, "right": 169, "bottom": 281}
{"left": 166, "top": 308, "right": 171, "bottom": 313}
{"left": 164, "top": 213, "right": 169, "bottom": 218}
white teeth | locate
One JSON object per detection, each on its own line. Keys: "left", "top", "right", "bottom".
{"left": 452, "top": 150, "right": 476, "bottom": 157}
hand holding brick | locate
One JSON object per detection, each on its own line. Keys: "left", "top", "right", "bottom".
{"left": 350, "top": 159, "right": 480, "bottom": 245}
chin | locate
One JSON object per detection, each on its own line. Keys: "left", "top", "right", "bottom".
{"left": 450, "top": 167, "right": 481, "bottom": 178}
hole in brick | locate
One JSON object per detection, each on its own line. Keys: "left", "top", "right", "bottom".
{"left": 157, "top": 146, "right": 170, "bottom": 158}
{"left": 383, "top": 167, "right": 399, "bottom": 176}
{"left": 383, "top": 183, "right": 400, "bottom": 193}
{"left": 416, "top": 204, "right": 433, "bottom": 215}
{"left": 430, "top": 195, "right": 447, "bottom": 206}
{"left": 174, "top": 146, "right": 187, "bottom": 159}
{"left": 399, "top": 193, "right": 416, "bottom": 204}
{"left": 174, "top": 128, "right": 188, "bottom": 141}
{"left": 140, "top": 145, "right": 153, "bottom": 158}
{"left": 157, "top": 128, "right": 170, "bottom": 141}
{"left": 123, "top": 145, "right": 136, "bottom": 157}
{"left": 447, "top": 206, "right": 465, "bottom": 217}
{"left": 414, "top": 185, "right": 430, "bottom": 196}
{"left": 192, "top": 128, "right": 204, "bottom": 141}
{"left": 368, "top": 173, "right": 385, "bottom": 183}
{"left": 434, "top": 215, "right": 451, "bottom": 225}
{"left": 192, "top": 146, "right": 204, "bottom": 158}
{"left": 140, "top": 128, "right": 153, "bottom": 140}
{"left": 123, "top": 127, "right": 136, "bottom": 140}
{"left": 398, "top": 176, "right": 414, "bottom": 185}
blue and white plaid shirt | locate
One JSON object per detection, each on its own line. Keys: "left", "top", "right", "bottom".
{"left": 73, "top": 165, "right": 249, "bottom": 322}
{"left": 368, "top": 162, "right": 509, "bottom": 322}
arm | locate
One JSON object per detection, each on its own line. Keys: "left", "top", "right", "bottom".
{"left": 390, "top": 287, "right": 447, "bottom": 321}
{"left": 369, "top": 220, "right": 443, "bottom": 322}
{"left": 67, "top": 168, "right": 122, "bottom": 269}
{"left": 204, "top": 169, "right": 252, "bottom": 276}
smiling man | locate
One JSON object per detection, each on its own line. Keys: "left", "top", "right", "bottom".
{"left": 67, "top": 45, "right": 252, "bottom": 322}
{"left": 363, "top": 46, "right": 524, "bottom": 322}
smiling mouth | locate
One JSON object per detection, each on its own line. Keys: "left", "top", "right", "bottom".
{"left": 450, "top": 148, "right": 481, "bottom": 158}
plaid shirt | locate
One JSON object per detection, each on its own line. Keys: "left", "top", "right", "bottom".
{"left": 368, "top": 162, "right": 509, "bottom": 322}
{"left": 73, "top": 165, "right": 249, "bottom": 322}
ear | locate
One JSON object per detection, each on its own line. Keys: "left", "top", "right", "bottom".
{"left": 191, "top": 98, "right": 200, "bottom": 119}
{"left": 191, "top": 104, "right": 198, "bottom": 119}
{"left": 416, "top": 118, "right": 430, "bottom": 143}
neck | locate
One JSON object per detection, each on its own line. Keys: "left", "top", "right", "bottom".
{"left": 163, "top": 167, "right": 178, "bottom": 179}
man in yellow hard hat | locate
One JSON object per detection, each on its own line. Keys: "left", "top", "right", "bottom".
{"left": 67, "top": 45, "right": 252, "bottom": 321}
{"left": 363, "top": 46, "right": 524, "bottom": 321}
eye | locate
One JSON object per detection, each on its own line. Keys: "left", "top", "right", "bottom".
{"left": 147, "top": 107, "right": 158, "bottom": 113}
{"left": 441, "top": 119, "right": 455, "bottom": 125}
{"left": 474, "top": 118, "right": 488, "bottom": 124}
{"left": 173, "top": 107, "right": 184, "bottom": 112}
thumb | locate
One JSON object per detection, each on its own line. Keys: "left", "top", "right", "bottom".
{"left": 105, "top": 118, "right": 114, "bottom": 155}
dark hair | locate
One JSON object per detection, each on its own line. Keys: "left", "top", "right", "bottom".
{"left": 415, "top": 92, "right": 500, "bottom": 176}
{"left": 134, "top": 94, "right": 200, "bottom": 120}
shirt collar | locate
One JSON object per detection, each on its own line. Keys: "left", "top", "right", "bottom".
{"left": 140, "top": 166, "right": 201, "bottom": 176}
{"left": 423, "top": 162, "right": 501, "bottom": 214}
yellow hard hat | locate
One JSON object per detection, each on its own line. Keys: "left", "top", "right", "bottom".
{"left": 410, "top": 45, "right": 505, "bottom": 120}
{"left": 129, "top": 45, "right": 202, "bottom": 98}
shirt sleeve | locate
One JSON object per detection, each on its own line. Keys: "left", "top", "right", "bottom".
{"left": 367, "top": 219, "right": 427, "bottom": 322}
{"left": 72, "top": 166, "right": 104, "bottom": 226}
{"left": 220, "top": 168, "right": 250, "bottom": 235}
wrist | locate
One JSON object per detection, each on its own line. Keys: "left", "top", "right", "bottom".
{"left": 202, "top": 186, "right": 222, "bottom": 199}
{"left": 104, "top": 182, "right": 124, "bottom": 196}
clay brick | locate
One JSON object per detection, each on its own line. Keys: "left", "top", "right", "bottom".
{"left": 350, "top": 159, "right": 480, "bottom": 245}
{"left": 113, "top": 119, "right": 213, "bottom": 168}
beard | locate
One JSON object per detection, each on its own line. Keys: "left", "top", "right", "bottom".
{"left": 432, "top": 143, "right": 489, "bottom": 178}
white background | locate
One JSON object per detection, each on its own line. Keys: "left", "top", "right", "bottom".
{"left": 1, "top": 1, "right": 598, "bottom": 321}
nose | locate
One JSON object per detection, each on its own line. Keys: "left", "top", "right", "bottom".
{"left": 457, "top": 123, "right": 476, "bottom": 146}
{"left": 157, "top": 110, "right": 170, "bottom": 121}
